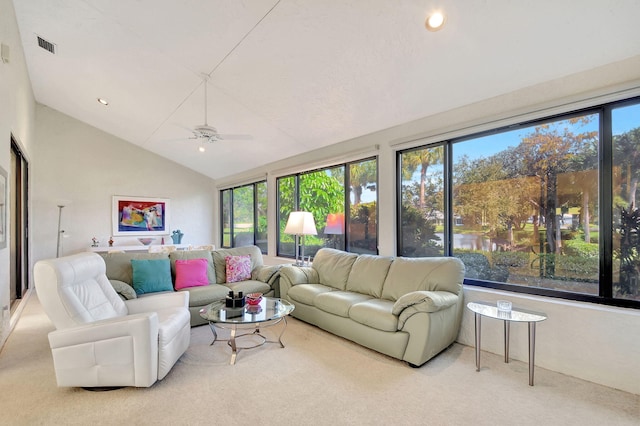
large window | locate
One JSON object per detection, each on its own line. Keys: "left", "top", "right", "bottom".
{"left": 398, "top": 97, "right": 640, "bottom": 308}
{"left": 399, "top": 145, "right": 445, "bottom": 257}
{"left": 612, "top": 102, "right": 640, "bottom": 301}
{"left": 220, "top": 181, "right": 267, "bottom": 253}
{"left": 277, "top": 157, "right": 378, "bottom": 259}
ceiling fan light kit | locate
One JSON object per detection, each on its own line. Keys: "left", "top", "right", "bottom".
{"left": 187, "top": 75, "right": 252, "bottom": 147}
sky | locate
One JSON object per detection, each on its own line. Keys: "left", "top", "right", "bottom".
{"left": 453, "top": 103, "right": 639, "bottom": 162}
{"left": 402, "top": 102, "right": 640, "bottom": 184}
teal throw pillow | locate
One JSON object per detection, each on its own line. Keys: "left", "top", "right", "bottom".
{"left": 131, "top": 258, "right": 173, "bottom": 295}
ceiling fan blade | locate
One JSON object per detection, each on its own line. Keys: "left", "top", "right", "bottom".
{"left": 217, "top": 134, "right": 253, "bottom": 140}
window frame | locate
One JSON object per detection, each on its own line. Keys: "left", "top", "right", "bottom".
{"left": 219, "top": 180, "right": 267, "bottom": 253}
{"left": 276, "top": 156, "right": 379, "bottom": 259}
{"left": 397, "top": 96, "right": 640, "bottom": 310}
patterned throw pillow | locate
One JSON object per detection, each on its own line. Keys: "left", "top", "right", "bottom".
{"left": 174, "top": 258, "right": 209, "bottom": 290}
{"left": 225, "top": 255, "right": 252, "bottom": 283}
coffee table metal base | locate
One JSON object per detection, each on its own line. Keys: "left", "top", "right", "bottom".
{"left": 207, "top": 316, "right": 288, "bottom": 365}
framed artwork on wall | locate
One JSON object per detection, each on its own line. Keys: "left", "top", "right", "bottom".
{"left": 112, "top": 196, "right": 170, "bottom": 236}
{"left": 0, "top": 165, "right": 6, "bottom": 249}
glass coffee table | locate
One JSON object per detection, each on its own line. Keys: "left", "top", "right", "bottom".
{"left": 199, "top": 297, "right": 295, "bottom": 365}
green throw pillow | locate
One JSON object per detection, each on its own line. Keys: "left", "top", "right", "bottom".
{"left": 131, "top": 258, "right": 173, "bottom": 295}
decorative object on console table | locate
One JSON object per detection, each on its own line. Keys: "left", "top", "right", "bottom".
{"left": 171, "top": 229, "right": 184, "bottom": 244}
{"left": 91, "top": 237, "right": 99, "bottom": 247}
{"left": 138, "top": 237, "right": 155, "bottom": 246}
{"left": 112, "top": 196, "right": 170, "bottom": 236}
{"left": 284, "top": 211, "right": 317, "bottom": 266}
{"left": 0, "top": 165, "right": 6, "bottom": 250}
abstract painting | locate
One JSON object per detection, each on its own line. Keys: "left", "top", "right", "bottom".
{"left": 112, "top": 196, "right": 170, "bottom": 236}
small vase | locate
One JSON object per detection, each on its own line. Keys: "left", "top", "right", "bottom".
{"left": 171, "top": 231, "right": 184, "bottom": 244}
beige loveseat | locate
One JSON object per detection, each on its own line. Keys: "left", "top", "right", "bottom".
{"left": 279, "top": 248, "right": 465, "bottom": 367}
{"left": 100, "top": 245, "right": 281, "bottom": 326}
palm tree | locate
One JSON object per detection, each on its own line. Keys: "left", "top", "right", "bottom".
{"left": 402, "top": 146, "right": 444, "bottom": 208}
{"left": 614, "top": 127, "right": 640, "bottom": 208}
{"left": 349, "top": 160, "right": 377, "bottom": 205}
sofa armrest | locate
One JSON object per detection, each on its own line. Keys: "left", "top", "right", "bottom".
{"left": 279, "top": 265, "right": 317, "bottom": 286}
{"left": 47, "top": 312, "right": 158, "bottom": 349}
{"left": 279, "top": 265, "right": 318, "bottom": 300}
{"left": 394, "top": 290, "right": 459, "bottom": 330}
{"left": 109, "top": 279, "right": 137, "bottom": 300}
{"left": 125, "top": 291, "right": 189, "bottom": 314}
{"left": 252, "top": 264, "right": 282, "bottom": 286}
{"left": 392, "top": 290, "right": 458, "bottom": 316}
{"left": 47, "top": 313, "right": 160, "bottom": 387}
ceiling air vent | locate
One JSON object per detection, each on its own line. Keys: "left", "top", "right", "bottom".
{"left": 36, "top": 35, "right": 56, "bottom": 54}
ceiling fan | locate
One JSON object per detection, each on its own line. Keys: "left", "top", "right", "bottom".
{"left": 188, "top": 75, "right": 252, "bottom": 144}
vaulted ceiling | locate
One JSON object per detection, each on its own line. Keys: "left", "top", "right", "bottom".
{"left": 13, "top": 1, "right": 640, "bottom": 180}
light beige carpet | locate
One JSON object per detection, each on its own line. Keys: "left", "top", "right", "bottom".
{"left": 1, "top": 293, "right": 638, "bottom": 426}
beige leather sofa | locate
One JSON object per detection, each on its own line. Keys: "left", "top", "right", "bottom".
{"left": 279, "top": 248, "right": 465, "bottom": 367}
{"left": 101, "top": 245, "right": 281, "bottom": 326}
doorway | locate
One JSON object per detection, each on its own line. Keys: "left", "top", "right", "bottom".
{"left": 10, "top": 137, "right": 29, "bottom": 312}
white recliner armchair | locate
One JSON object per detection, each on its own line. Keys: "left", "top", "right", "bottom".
{"left": 34, "top": 252, "right": 191, "bottom": 388}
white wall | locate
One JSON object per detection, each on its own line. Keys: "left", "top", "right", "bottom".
{"left": 0, "top": 0, "right": 36, "bottom": 347}
{"left": 458, "top": 288, "right": 640, "bottom": 395}
{"left": 31, "top": 105, "right": 217, "bottom": 266}
{"left": 217, "top": 56, "right": 640, "bottom": 394}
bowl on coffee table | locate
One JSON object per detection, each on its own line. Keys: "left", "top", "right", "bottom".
{"left": 245, "top": 292, "right": 263, "bottom": 306}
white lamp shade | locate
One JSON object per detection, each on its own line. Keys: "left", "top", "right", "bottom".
{"left": 284, "top": 211, "right": 317, "bottom": 236}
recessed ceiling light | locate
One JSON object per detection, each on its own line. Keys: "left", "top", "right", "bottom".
{"left": 198, "top": 146, "right": 206, "bottom": 153}
{"left": 425, "top": 12, "right": 446, "bottom": 31}
{"left": 97, "top": 98, "right": 109, "bottom": 106}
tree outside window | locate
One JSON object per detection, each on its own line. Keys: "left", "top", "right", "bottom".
{"left": 398, "top": 98, "right": 640, "bottom": 306}
{"left": 277, "top": 158, "right": 378, "bottom": 259}
{"left": 220, "top": 181, "right": 267, "bottom": 253}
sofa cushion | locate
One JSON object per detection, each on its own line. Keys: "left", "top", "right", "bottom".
{"left": 179, "top": 284, "right": 229, "bottom": 307}
{"left": 381, "top": 257, "right": 465, "bottom": 301}
{"left": 101, "top": 252, "right": 168, "bottom": 284}
{"left": 225, "top": 279, "right": 271, "bottom": 296}
{"left": 169, "top": 250, "right": 216, "bottom": 284}
{"left": 314, "top": 291, "right": 373, "bottom": 318}
{"left": 287, "top": 283, "right": 335, "bottom": 306}
{"left": 312, "top": 248, "right": 358, "bottom": 290}
{"left": 349, "top": 299, "right": 398, "bottom": 332}
{"left": 174, "top": 258, "right": 209, "bottom": 290}
{"left": 225, "top": 255, "right": 252, "bottom": 283}
{"left": 346, "top": 255, "right": 393, "bottom": 298}
{"left": 131, "top": 258, "right": 174, "bottom": 295}
{"left": 212, "top": 246, "right": 264, "bottom": 284}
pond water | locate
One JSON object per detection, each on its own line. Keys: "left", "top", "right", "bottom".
{"left": 436, "top": 233, "right": 495, "bottom": 251}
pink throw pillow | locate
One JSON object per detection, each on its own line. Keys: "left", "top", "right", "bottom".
{"left": 225, "top": 255, "right": 252, "bottom": 283}
{"left": 174, "top": 258, "right": 209, "bottom": 290}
